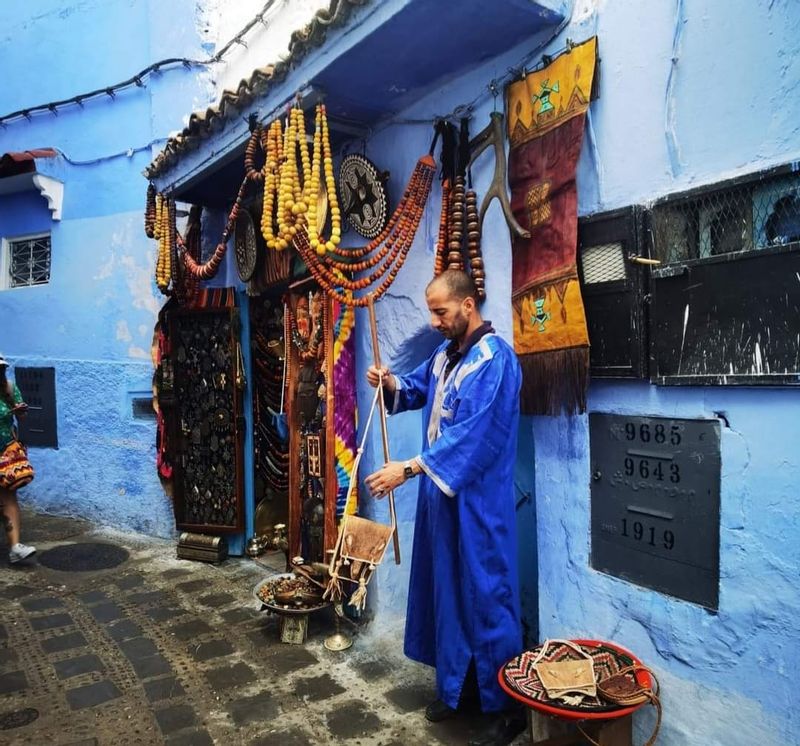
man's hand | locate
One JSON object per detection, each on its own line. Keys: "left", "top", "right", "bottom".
{"left": 11, "top": 403, "right": 28, "bottom": 415}
{"left": 366, "top": 365, "right": 396, "bottom": 394}
{"left": 365, "top": 461, "right": 406, "bottom": 498}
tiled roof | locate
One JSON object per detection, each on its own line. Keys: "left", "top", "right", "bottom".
{"left": 0, "top": 148, "right": 58, "bottom": 177}
{"left": 144, "top": 0, "right": 369, "bottom": 179}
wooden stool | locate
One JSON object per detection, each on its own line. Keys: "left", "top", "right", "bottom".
{"left": 499, "top": 639, "right": 652, "bottom": 746}
{"left": 528, "top": 710, "right": 632, "bottom": 745}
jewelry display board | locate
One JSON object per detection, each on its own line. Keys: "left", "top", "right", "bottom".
{"left": 250, "top": 295, "right": 290, "bottom": 533}
{"left": 170, "top": 307, "right": 244, "bottom": 532}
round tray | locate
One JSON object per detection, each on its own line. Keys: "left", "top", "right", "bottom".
{"left": 498, "top": 639, "right": 652, "bottom": 721}
{"left": 253, "top": 573, "right": 330, "bottom": 616}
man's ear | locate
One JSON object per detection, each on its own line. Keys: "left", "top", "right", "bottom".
{"left": 463, "top": 296, "right": 476, "bottom": 314}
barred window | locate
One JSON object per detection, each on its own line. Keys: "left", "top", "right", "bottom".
{"left": 5, "top": 234, "right": 51, "bottom": 288}
{"left": 649, "top": 167, "right": 800, "bottom": 265}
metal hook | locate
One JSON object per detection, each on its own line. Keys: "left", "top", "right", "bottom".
{"left": 488, "top": 79, "right": 499, "bottom": 112}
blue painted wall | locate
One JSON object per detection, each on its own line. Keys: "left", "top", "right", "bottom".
{"left": 65, "top": 0, "right": 800, "bottom": 741}
{"left": 533, "top": 2, "right": 800, "bottom": 744}
{"left": 351, "top": 0, "right": 800, "bottom": 743}
{"left": 0, "top": 0, "right": 211, "bottom": 536}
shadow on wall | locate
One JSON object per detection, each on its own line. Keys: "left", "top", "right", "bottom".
{"left": 392, "top": 326, "right": 442, "bottom": 373}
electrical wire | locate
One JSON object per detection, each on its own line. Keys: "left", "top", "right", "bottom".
{"left": 52, "top": 138, "right": 168, "bottom": 167}
{"left": 0, "top": 0, "right": 283, "bottom": 127}
{"left": 665, "top": 0, "right": 686, "bottom": 177}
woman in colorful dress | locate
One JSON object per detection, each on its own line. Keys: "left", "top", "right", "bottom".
{"left": 0, "top": 355, "right": 36, "bottom": 563}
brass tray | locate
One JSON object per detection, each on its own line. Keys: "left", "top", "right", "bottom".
{"left": 253, "top": 573, "right": 330, "bottom": 616}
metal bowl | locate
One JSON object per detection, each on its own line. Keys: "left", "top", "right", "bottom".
{"left": 253, "top": 573, "right": 330, "bottom": 616}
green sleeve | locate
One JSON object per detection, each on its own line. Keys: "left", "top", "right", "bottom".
{"left": 13, "top": 384, "right": 23, "bottom": 405}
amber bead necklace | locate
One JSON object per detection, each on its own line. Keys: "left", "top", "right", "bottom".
{"left": 293, "top": 154, "right": 436, "bottom": 307}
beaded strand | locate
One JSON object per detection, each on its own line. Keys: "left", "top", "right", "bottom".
{"left": 293, "top": 155, "right": 436, "bottom": 307}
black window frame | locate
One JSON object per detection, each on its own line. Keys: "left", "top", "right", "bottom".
{"left": 577, "top": 206, "right": 650, "bottom": 379}
{"left": 646, "top": 163, "right": 800, "bottom": 386}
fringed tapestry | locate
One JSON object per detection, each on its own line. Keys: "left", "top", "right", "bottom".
{"left": 332, "top": 300, "right": 358, "bottom": 517}
{"left": 506, "top": 37, "right": 598, "bottom": 415}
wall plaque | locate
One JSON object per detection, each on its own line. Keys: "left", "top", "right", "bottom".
{"left": 589, "top": 413, "right": 720, "bottom": 609}
{"left": 15, "top": 366, "right": 58, "bottom": 448}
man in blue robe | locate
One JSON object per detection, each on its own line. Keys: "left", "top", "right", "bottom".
{"left": 366, "top": 270, "right": 526, "bottom": 746}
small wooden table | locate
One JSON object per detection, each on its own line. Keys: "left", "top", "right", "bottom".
{"left": 499, "top": 639, "right": 652, "bottom": 746}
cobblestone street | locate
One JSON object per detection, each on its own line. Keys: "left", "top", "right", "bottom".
{"left": 0, "top": 511, "right": 527, "bottom": 745}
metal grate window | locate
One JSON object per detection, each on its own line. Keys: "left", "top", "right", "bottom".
{"left": 580, "top": 242, "right": 627, "bottom": 284}
{"left": 8, "top": 235, "right": 51, "bottom": 287}
{"left": 650, "top": 168, "right": 800, "bottom": 265}
{"left": 131, "top": 396, "right": 156, "bottom": 419}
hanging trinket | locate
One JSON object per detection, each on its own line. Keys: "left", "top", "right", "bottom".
{"left": 338, "top": 154, "right": 389, "bottom": 240}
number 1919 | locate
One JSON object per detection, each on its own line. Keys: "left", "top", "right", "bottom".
{"left": 621, "top": 518, "right": 675, "bottom": 550}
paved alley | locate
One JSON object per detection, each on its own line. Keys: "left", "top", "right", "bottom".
{"left": 0, "top": 511, "right": 530, "bottom": 746}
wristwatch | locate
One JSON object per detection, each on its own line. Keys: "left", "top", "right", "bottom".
{"left": 403, "top": 460, "right": 416, "bottom": 481}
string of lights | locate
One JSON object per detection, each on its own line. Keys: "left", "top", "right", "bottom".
{"left": 0, "top": 0, "right": 282, "bottom": 127}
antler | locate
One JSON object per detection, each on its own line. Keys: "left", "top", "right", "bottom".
{"left": 468, "top": 111, "right": 530, "bottom": 239}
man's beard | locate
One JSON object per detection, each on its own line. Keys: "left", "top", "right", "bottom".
{"left": 439, "top": 311, "right": 469, "bottom": 340}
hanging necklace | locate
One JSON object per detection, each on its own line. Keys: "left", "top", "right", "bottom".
{"left": 293, "top": 152, "right": 436, "bottom": 307}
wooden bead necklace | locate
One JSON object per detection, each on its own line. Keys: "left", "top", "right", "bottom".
{"left": 173, "top": 205, "right": 202, "bottom": 305}
{"left": 434, "top": 178, "right": 450, "bottom": 275}
{"left": 179, "top": 171, "right": 250, "bottom": 280}
{"left": 434, "top": 118, "right": 487, "bottom": 300}
{"left": 317, "top": 163, "right": 430, "bottom": 273}
{"left": 447, "top": 174, "right": 466, "bottom": 272}
{"left": 145, "top": 183, "right": 156, "bottom": 239}
{"left": 465, "top": 186, "right": 486, "bottom": 298}
{"left": 293, "top": 155, "right": 436, "bottom": 307}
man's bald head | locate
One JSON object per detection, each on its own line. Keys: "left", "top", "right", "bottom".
{"left": 425, "top": 270, "right": 483, "bottom": 343}
{"left": 426, "top": 270, "right": 479, "bottom": 303}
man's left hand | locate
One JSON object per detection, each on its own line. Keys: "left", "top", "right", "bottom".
{"left": 365, "top": 462, "right": 406, "bottom": 499}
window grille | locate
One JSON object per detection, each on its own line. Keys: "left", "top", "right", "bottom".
{"left": 131, "top": 397, "right": 156, "bottom": 419}
{"left": 649, "top": 168, "right": 800, "bottom": 265}
{"left": 8, "top": 235, "right": 51, "bottom": 287}
{"left": 580, "top": 242, "right": 627, "bottom": 284}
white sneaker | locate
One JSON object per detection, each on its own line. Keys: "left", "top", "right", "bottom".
{"left": 9, "top": 543, "right": 36, "bottom": 563}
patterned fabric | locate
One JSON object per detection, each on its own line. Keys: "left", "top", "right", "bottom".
{"left": 501, "top": 641, "right": 635, "bottom": 712}
{"left": 332, "top": 301, "right": 358, "bottom": 517}
{"left": 506, "top": 37, "right": 598, "bottom": 415}
{"left": 189, "top": 287, "right": 236, "bottom": 309}
{"left": 0, "top": 439, "right": 34, "bottom": 491}
{"left": 0, "top": 384, "right": 22, "bottom": 450}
